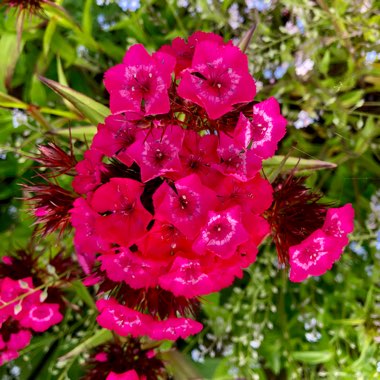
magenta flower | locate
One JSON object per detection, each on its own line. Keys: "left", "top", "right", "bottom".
{"left": 150, "top": 317, "right": 203, "bottom": 340}
{"left": 289, "top": 230, "right": 344, "bottom": 282}
{"left": 96, "top": 299, "right": 152, "bottom": 338}
{"left": 178, "top": 40, "right": 256, "bottom": 119}
{"left": 4, "top": 330, "right": 32, "bottom": 352}
{"left": 179, "top": 130, "right": 219, "bottom": 180}
{"left": 213, "top": 132, "right": 262, "bottom": 182}
{"left": 127, "top": 125, "right": 184, "bottom": 182}
{"left": 137, "top": 220, "right": 191, "bottom": 259}
{"left": 96, "top": 298, "right": 202, "bottom": 340}
{"left": 322, "top": 204, "right": 355, "bottom": 249}
{"left": 19, "top": 303, "right": 63, "bottom": 332}
{"left": 71, "top": 198, "right": 111, "bottom": 273}
{"left": 0, "top": 350, "right": 20, "bottom": 366}
{"left": 0, "top": 255, "right": 66, "bottom": 366}
{"left": 193, "top": 206, "right": 249, "bottom": 258}
{"left": 153, "top": 173, "right": 217, "bottom": 239}
{"left": 160, "top": 31, "right": 225, "bottom": 77}
{"left": 268, "top": 175, "right": 354, "bottom": 281}
{"left": 158, "top": 256, "right": 214, "bottom": 298}
{"left": 216, "top": 175, "right": 273, "bottom": 215}
{"left": 285, "top": 200, "right": 354, "bottom": 282}
{"left": 90, "top": 178, "right": 152, "bottom": 247}
{"left": 99, "top": 248, "right": 165, "bottom": 289}
{"left": 104, "top": 44, "right": 175, "bottom": 115}
{"left": 91, "top": 114, "right": 142, "bottom": 166}
{"left": 234, "top": 98, "right": 287, "bottom": 159}
{"left": 72, "top": 149, "right": 109, "bottom": 194}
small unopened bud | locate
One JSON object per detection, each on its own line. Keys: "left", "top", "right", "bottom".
{"left": 14, "top": 302, "right": 23, "bottom": 315}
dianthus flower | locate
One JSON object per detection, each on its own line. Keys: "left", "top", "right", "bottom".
{"left": 26, "top": 31, "right": 354, "bottom": 346}
{"left": 266, "top": 176, "right": 354, "bottom": 281}
{"left": 0, "top": 250, "right": 72, "bottom": 365}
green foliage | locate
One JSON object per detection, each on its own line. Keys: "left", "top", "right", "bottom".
{"left": 0, "top": 0, "right": 379, "bottom": 379}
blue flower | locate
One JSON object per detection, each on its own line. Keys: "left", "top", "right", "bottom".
{"left": 117, "top": 0, "right": 140, "bottom": 11}
{"left": 376, "top": 230, "right": 380, "bottom": 250}
{"left": 296, "top": 17, "right": 305, "bottom": 34}
{"left": 263, "top": 68, "right": 273, "bottom": 80}
{"left": 294, "top": 110, "right": 314, "bottom": 129}
{"left": 349, "top": 242, "right": 368, "bottom": 259}
{"left": 245, "top": 0, "right": 271, "bottom": 12}
{"left": 365, "top": 50, "right": 378, "bottom": 65}
{"left": 274, "top": 63, "right": 289, "bottom": 79}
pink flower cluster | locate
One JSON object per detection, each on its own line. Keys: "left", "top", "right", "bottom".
{"left": 0, "top": 261, "right": 63, "bottom": 365}
{"left": 70, "top": 32, "right": 285, "bottom": 340}
{"left": 56, "top": 31, "right": 355, "bottom": 342}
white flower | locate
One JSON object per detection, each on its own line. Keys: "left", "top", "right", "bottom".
{"left": 294, "top": 110, "right": 314, "bottom": 129}
{"left": 12, "top": 109, "right": 28, "bottom": 128}
{"left": 228, "top": 3, "right": 244, "bottom": 30}
{"left": 295, "top": 57, "right": 314, "bottom": 77}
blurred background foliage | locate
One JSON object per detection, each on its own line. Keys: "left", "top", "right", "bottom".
{"left": 0, "top": 0, "right": 379, "bottom": 379}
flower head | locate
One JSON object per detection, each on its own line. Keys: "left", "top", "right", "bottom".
{"left": 178, "top": 40, "right": 256, "bottom": 119}
{"left": 104, "top": 44, "right": 175, "bottom": 115}
{"left": 267, "top": 175, "right": 354, "bottom": 280}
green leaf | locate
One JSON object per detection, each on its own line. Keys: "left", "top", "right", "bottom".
{"left": 56, "top": 125, "right": 97, "bottom": 140}
{"left": 354, "top": 117, "right": 376, "bottom": 155}
{"left": 39, "top": 76, "right": 109, "bottom": 124}
{"left": 0, "top": 91, "right": 28, "bottom": 109}
{"left": 82, "top": 0, "right": 94, "bottom": 36}
{"left": 57, "top": 57, "right": 81, "bottom": 116}
{"left": 0, "top": 33, "right": 24, "bottom": 91}
{"left": 42, "top": 2, "right": 99, "bottom": 51}
{"left": 292, "top": 350, "right": 333, "bottom": 364}
{"left": 30, "top": 75, "right": 47, "bottom": 105}
{"left": 71, "top": 280, "right": 96, "bottom": 309}
{"left": 43, "top": 19, "right": 58, "bottom": 57}
{"left": 238, "top": 26, "right": 257, "bottom": 53}
{"left": 160, "top": 350, "right": 203, "bottom": 380}
{"left": 58, "top": 329, "right": 112, "bottom": 362}
{"left": 340, "top": 90, "right": 365, "bottom": 108}
{"left": 320, "top": 50, "right": 330, "bottom": 75}
{"left": 264, "top": 156, "right": 337, "bottom": 181}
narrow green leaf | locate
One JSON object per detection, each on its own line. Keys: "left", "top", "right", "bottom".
{"left": 0, "top": 33, "right": 24, "bottom": 91}
{"left": 292, "top": 351, "right": 333, "bottom": 364}
{"left": 340, "top": 90, "right": 365, "bottom": 108}
{"left": 56, "top": 126, "right": 97, "bottom": 139}
{"left": 39, "top": 107, "right": 81, "bottom": 119}
{"left": 332, "top": 318, "right": 365, "bottom": 325}
{"left": 58, "top": 329, "right": 112, "bottom": 362}
{"left": 354, "top": 116, "right": 376, "bottom": 155}
{"left": 43, "top": 19, "right": 57, "bottom": 57}
{"left": 320, "top": 50, "right": 330, "bottom": 75}
{"left": 82, "top": 0, "right": 94, "bottom": 36}
{"left": 71, "top": 280, "right": 96, "bottom": 309}
{"left": 42, "top": 2, "right": 99, "bottom": 51}
{"left": 39, "top": 76, "right": 109, "bottom": 124}
{"left": 238, "top": 25, "right": 257, "bottom": 53}
{"left": 30, "top": 75, "right": 47, "bottom": 105}
{"left": 264, "top": 156, "right": 337, "bottom": 173}
{"left": 57, "top": 57, "right": 81, "bottom": 116}
{"left": 0, "top": 91, "right": 28, "bottom": 109}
